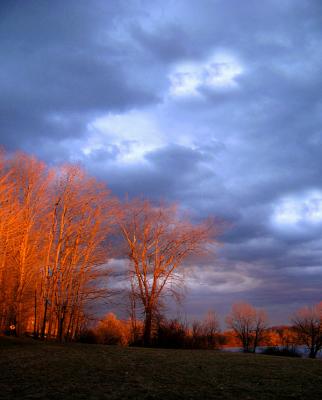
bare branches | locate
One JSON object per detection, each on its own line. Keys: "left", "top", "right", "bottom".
{"left": 0, "top": 150, "right": 219, "bottom": 345}
{"left": 292, "top": 302, "right": 322, "bottom": 358}
{"left": 0, "top": 150, "right": 118, "bottom": 341}
{"left": 119, "top": 199, "right": 216, "bottom": 345}
{"left": 226, "top": 302, "right": 268, "bottom": 353}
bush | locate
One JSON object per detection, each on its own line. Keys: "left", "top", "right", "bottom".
{"left": 155, "top": 319, "right": 187, "bottom": 349}
{"left": 95, "top": 313, "right": 131, "bottom": 346}
{"left": 78, "top": 329, "right": 98, "bottom": 344}
{"left": 154, "top": 317, "right": 224, "bottom": 350}
{"left": 262, "top": 346, "right": 302, "bottom": 358}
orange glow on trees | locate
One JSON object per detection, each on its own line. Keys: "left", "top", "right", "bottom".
{"left": 0, "top": 150, "right": 118, "bottom": 340}
{"left": 0, "top": 151, "right": 50, "bottom": 334}
{"left": 0, "top": 149, "right": 219, "bottom": 345}
{"left": 226, "top": 302, "right": 268, "bottom": 353}
{"left": 292, "top": 302, "right": 322, "bottom": 359}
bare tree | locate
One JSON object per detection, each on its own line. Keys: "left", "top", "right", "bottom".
{"left": 0, "top": 150, "right": 18, "bottom": 331}
{"left": 202, "top": 310, "right": 221, "bottom": 348}
{"left": 10, "top": 153, "right": 50, "bottom": 335}
{"left": 0, "top": 151, "right": 50, "bottom": 334}
{"left": 119, "top": 199, "right": 215, "bottom": 345}
{"left": 226, "top": 302, "right": 268, "bottom": 353}
{"left": 292, "top": 302, "right": 322, "bottom": 359}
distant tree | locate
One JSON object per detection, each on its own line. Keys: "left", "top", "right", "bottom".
{"left": 119, "top": 199, "right": 215, "bottom": 346}
{"left": 268, "top": 325, "right": 297, "bottom": 349}
{"left": 191, "top": 320, "right": 204, "bottom": 347}
{"left": 190, "top": 311, "right": 221, "bottom": 349}
{"left": 174, "top": 311, "right": 222, "bottom": 349}
{"left": 292, "top": 302, "right": 322, "bottom": 359}
{"left": 226, "top": 302, "right": 268, "bottom": 353}
{"left": 202, "top": 310, "right": 221, "bottom": 348}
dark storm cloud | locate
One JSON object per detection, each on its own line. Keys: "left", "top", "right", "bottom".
{"left": 0, "top": 0, "right": 161, "bottom": 149}
{"left": 1, "top": 0, "right": 322, "bottom": 322}
{"left": 90, "top": 143, "right": 225, "bottom": 209}
{"left": 131, "top": 23, "right": 192, "bottom": 63}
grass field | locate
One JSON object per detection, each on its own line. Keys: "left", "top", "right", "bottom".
{"left": 1, "top": 336, "right": 322, "bottom": 399}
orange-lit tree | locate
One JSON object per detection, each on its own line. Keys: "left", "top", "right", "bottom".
{"left": 0, "top": 152, "right": 50, "bottom": 334}
{"left": 37, "top": 165, "right": 118, "bottom": 341}
{"left": 0, "top": 149, "right": 17, "bottom": 331}
{"left": 292, "top": 302, "right": 322, "bottom": 359}
{"left": 226, "top": 302, "right": 268, "bottom": 353}
{"left": 10, "top": 153, "right": 50, "bottom": 335}
{"left": 202, "top": 310, "right": 221, "bottom": 348}
{"left": 119, "top": 199, "right": 215, "bottom": 346}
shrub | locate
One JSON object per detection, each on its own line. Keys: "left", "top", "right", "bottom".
{"left": 95, "top": 313, "right": 131, "bottom": 346}
{"left": 155, "top": 319, "right": 188, "bottom": 349}
{"left": 78, "top": 329, "right": 98, "bottom": 344}
{"left": 262, "top": 346, "right": 302, "bottom": 358}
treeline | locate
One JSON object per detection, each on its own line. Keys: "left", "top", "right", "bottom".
{"left": 0, "top": 150, "right": 213, "bottom": 344}
{"left": 81, "top": 311, "right": 225, "bottom": 349}
{"left": 82, "top": 301, "right": 322, "bottom": 359}
{"left": 225, "top": 302, "right": 322, "bottom": 359}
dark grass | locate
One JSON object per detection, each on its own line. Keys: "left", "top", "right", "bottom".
{"left": 1, "top": 336, "right": 322, "bottom": 399}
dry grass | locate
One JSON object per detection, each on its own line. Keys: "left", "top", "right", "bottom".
{"left": 1, "top": 336, "right": 321, "bottom": 399}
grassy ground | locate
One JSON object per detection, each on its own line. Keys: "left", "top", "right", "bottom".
{"left": 1, "top": 336, "right": 322, "bottom": 399}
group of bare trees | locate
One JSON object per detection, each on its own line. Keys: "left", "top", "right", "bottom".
{"left": 0, "top": 150, "right": 214, "bottom": 343}
{"left": 0, "top": 151, "right": 118, "bottom": 340}
{"left": 226, "top": 301, "right": 322, "bottom": 358}
{"left": 81, "top": 310, "right": 223, "bottom": 349}
{"left": 80, "top": 301, "right": 322, "bottom": 359}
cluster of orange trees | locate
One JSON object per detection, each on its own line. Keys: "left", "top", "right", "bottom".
{"left": 0, "top": 150, "right": 214, "bottom": 343}
{"left": 0, "top": 150, "right": 118, "bottom": 341}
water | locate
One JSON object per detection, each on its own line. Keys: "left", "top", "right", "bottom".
{"left": 223, "top": 345, "right": 322, "bottom": 358}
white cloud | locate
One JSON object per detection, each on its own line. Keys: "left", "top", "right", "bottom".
{"left": 272, "top": 190, "right": 322, "bottom": 227}
{"left": 83, "top": 110, "right": 165, "bottom": 163}
{"left": 186, "top": 263, "right": 261, "bottom": 294}
{"left": 169, "top": 52, "right": 243, "bottom": 98}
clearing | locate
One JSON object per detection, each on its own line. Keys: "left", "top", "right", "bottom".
{"left": 1, "top": 336, "right": 321, "bottom": 399}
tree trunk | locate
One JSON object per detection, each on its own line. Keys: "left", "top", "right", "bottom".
{"left": 143, "top": 308, "right": 153, "bottom": 346}
{"left": 309, "top": 347, "right": 317, "bottom": 359}
{"left": 40, "top": 299, "right": 48, "bottom": 339}
{"left": 253, "top": 331, "right": 258, "bottom": 353}
{"left": 33, "top": 289, "right": 38, "bottom": 338}
{"left": 58, "top": 315, "right": 65, "bottom": 343}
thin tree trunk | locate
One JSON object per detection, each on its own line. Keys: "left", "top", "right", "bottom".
{"left": 33, "top": 289, "right": 38, "bottom": 338}
{"left": 41, "top": 298, "right": 48, "bottom": 339}
{"left": 144, "top": 308, "right": 153, "bottom": 346}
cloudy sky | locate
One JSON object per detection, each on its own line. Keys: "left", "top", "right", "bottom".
{"left": 1, "top": 0, "right": 322, "bottom": 324}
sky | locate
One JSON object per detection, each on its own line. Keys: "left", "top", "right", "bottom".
{"left": 1, "top": 0, "right": 322, "bottom": 325}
